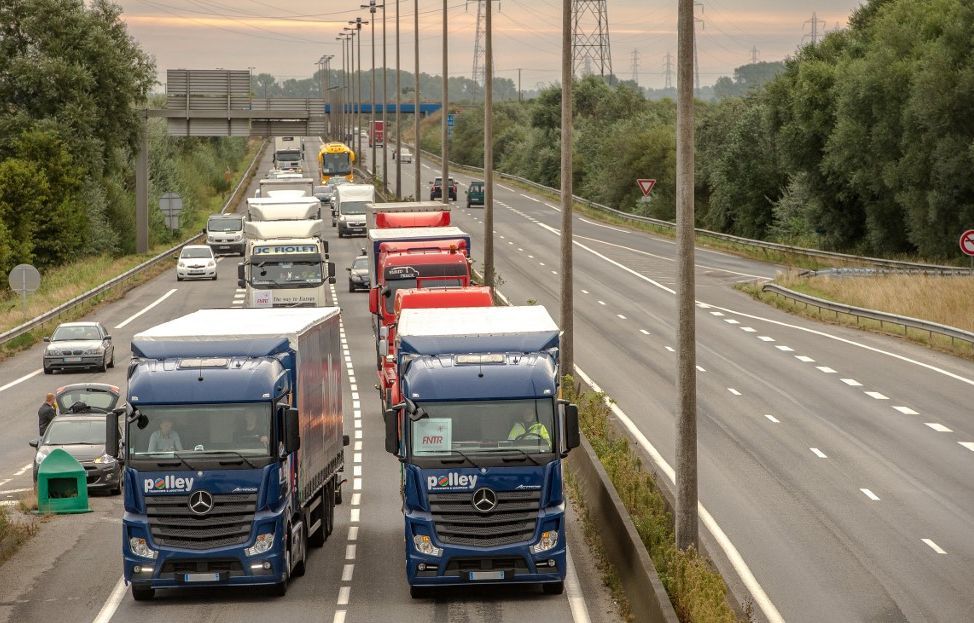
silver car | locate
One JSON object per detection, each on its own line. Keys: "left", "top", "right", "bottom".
{"left": 43, "top": 321, "right": 115, "bottom": 374}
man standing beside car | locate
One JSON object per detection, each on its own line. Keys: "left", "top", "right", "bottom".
{"left": 38, "top": 393, "right": 57, "bottom": 436}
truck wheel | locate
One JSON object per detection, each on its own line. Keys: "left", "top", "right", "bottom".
{"left": 542, "top": 581, "right": 564, "bottom": 595}
{"left": 292, "top": 521, "right": 307, "bottom": 578}
{"left": 348, "top": 279, "right": 355, "bottom": 293}
{"left": 131, "top": 585, "right": 155, "bottom": 601}
{"left": 272, "top": 544, "right": 290, "bottom": 597}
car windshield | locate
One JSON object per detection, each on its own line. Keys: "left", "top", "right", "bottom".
{"left": 470, "top": 183, "right": 483, "bottom": 191}
{"left": 128, "top": 403, "right": 272, "bottom": 458}
{"left": 340, "top": 200, "right": 369, "bottom": 215}
{"left": 409, "top": 399, "right": 555, "bottom": 457}
{"left": 352, "top": 257, "right": 368, "bottom": 270}
{"left": 384, "top": 277, "right": 463, "bottom": 313}
{"left": 252, "top": 260, "right": 323, "bottom": 286}
{"left": 207, "top": 217, "right": 242, "bottom": 232}
{"left": 57, "top": 388, "right": 118, "bottom": 413}
{"left": 180, "top": 248, "right": 213, "bottom": 259}
{"left": 45, "top": 419, "right": 104, "bottom": 445}
{"left": 52, "top": 325, "right": 101, "bottom": 341}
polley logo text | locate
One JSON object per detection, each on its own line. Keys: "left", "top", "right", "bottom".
{"left": 144, "top": 475, "right": 195, "bottom": 493}
{"left": 427, "top": 473, "right": 478, "bottom": 490}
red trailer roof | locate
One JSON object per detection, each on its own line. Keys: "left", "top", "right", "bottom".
{"left": 376, "top": 211, "right": 451, "bottom": 228}
{"left": 394, "top": 286, "right": 493, "bottom": 316}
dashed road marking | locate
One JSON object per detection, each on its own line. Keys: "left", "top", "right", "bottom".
{"left": 922, "top": 539, "right": 947, "bottom": 554}
{"left": 345, "top": 544, "right": 356, "bottom": 560}
{"left": 864, "top": 391, "right": 889, "bottom": 400}
{"left": 727, "top": 388, "right": 742, "bottom": 396}
{"left": 723, "top": 318, "right": 740, "bottom": 325}
{"left": 860, "top": 488, "right": 880, "bottom": 501}
{"left": 740, "top": 327, "right": 757, "bottom": 333}
{"left": 757, "top": 336, "right": 775, "bottom": 342}
{"left": 816, "top": 366, "right": 837, "bottom": 374}
{"left": 639, "top": 329, "right": 650, "bottom": 335}
{"left": 893, "top": 406, "right": 918, "bottom": 415}
{"left": 617, "top": 314, "right": 627, "bottom": 320}
{"left": 597, "top": 300, "right": 606, "bottom": 306}
{"left": 840, "top": 378, "right": 862, "bottom": 386}
{"left": 337, "top": 586, "right": 351, "bottom": 605}
{"left": 350, "top": 508, "right": 360, "bottom": 522}
{"left": 115, "top": 288, "right": 178, "bottom": 329}
{"left": 581, "top": 289, "right": 589, "bottom": 294}
{"left": 764, "top": 414, "right": 780, "bottom": 423}
{"left": 774, "top": 345, "right": 794, "bottom": 352}
{"left": 665, "top": 346, "right": 675, "bottom": 352}
{"left": 696, "top": 366, "right": 706, "bottom": 372}
{"left": 342, "top": 564, "right": 354, "bottom": 582}
{"left": 925, "top": 423, "right": 952, "bottom": 432}
{"left": 959, "top": 442, "right": 974, "bottom": 452}
{"left": 795, "top": 355, "right": 815, "bottom": 363}
{"left": 810, "top": 448, "right": 828, "bottom": 458}
{"left": 710, "top": 311, "right": 725, "bottom": 317}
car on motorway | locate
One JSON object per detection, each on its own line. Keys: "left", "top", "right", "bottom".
{"left": 392, "top": 147, "right": 413, "bottom": 163}
{"left": 429, "top": 176, "right": 457, "bottom": 201}
{"left": 466, "top": 180, "right": 485, "bottom": 208}
{"left": 175, "top": 244, "right": 217, "bottom": 281}
{"left": 30, "top": 412, "right": 123, "bottom": 494}
{"left": 204, "top": 214, "right": 245, "bottom": 256}
{"left": 43, "top": 322, "right": 114, "bottom": 374}
{"left": 347, "top": 255, "right": 370, "bottom": 292}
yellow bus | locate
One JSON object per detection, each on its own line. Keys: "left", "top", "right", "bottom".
{"left": 318, "top": 142, "right": 355, "bottom": 184}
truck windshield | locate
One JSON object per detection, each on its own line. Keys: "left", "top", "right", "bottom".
{"left": 340, "top": 200, "right": 369, "bottom": 215}
{"left": 128, "top": 403, "right": 272, "bottom": 458}
{"left": 276, "top": 151, "right": 301, "bottom": 162}
{"left": 322, "top": 153, "right": 351, "bottom": 175}
{"left": 207, "top": 217, "right": 242, "bottom": 232}
{"left": 384, "top": 277, "right": 463, "bottom": 313}
{"left": 409, "top": 399, "right": 555, "bottom": 457}
{"left": 252, "top": 261, "right": 323, "bottom": 286}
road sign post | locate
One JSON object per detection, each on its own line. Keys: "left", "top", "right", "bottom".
{"left": 960, "top": 229, "right": 974, "bottom": 270}
{"left": 637, "top": 178, "right": 657, "bottom": 196}
{"left": 159, "top": 192, "right": 184, "bottom": 233}
{"left": 8, "top": 264, "right": 41, "bottom": 318}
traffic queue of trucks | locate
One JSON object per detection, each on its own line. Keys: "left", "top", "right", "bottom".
{"left": 110, "top": 138, "right": 578, "bottom": 601}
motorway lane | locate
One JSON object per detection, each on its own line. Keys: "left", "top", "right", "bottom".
{"left": 380, "top": 149, "right": 974, "bottom": 621}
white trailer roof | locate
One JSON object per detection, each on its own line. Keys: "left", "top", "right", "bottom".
{"left": 260, "top": 177, "right": 314, "bottom": 186}
{"left": 245, "top": 220, "right": 323, "bottom": 240}
{"left": 368, "top": 226, "right": 467, "bottom": 242}
{"left": 248, "top": 203, "right": 319, "bottom": 222}
{"left": 398, "top": 306, "right": 557, "bottom": 338}
{"left": 336, "top": 184, "right": 375, "bottom": 201}
{"left": 135, "top": 308, "right": 339, "bottom": 342}
{"left": 265, "top": 189, "right": 311, "bottom": 198}
{"left": 247, "top": 197, "right": 319, "bottom": 207}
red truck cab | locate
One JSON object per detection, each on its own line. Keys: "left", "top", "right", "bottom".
{"left": 377, "top": 286, "right": 494, "bottom": 409}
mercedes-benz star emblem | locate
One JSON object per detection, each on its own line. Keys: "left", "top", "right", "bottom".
{"left": 471, "top": 488, "right": 498, "bottom": 513}
{"left": 188, "top": 490, "right": 214, "bottom": 516}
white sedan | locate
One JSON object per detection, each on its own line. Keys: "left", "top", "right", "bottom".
{"left": 176, "top": 245, "right": 217, "bottom": 281}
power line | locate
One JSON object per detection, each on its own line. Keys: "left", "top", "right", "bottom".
{"left": 572, "top": 0, "right": 613, "bottom": 77}
{"left": 802, "top": 11, "right": 826, "bottom": 46}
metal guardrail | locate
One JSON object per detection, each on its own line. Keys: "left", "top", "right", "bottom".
{"left": 0, "top": 140, "right": 266, "bottom": 348}
{"left": 761, "top": 283, "right": 974, "bottom": 347}
{"left": 415, "top": 147, "right": 971, "bottom": 275}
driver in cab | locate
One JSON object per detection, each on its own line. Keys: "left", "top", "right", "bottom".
{"left": 508, "top": 416, "right": 550, "bottom": 447}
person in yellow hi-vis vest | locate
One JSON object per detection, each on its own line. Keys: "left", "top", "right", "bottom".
{"left": 508, "top": 418, "right": 551, "bottom": 446}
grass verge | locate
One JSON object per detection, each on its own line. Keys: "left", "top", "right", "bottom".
{"left": 0, "top": 504, "right": 39, "bottom": 566}
{"left": 739, "top": 273, "right": 974, "bottom": 361}
{"left": 565, "top": 376, "right": 751, "bottom": 623}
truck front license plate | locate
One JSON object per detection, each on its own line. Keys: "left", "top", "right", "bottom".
{"left": 469, "top": 571, "right": 505, "bottom": 581}
{"left": 184, "top": 572, "right": 220, "bottom": 583}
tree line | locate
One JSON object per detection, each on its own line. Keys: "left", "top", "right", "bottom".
{"left": 433, "top": 0, "right": 973, "bottom": 260}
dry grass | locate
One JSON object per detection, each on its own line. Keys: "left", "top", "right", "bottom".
{"left": 0, "top": 504, "right": 39, "bottom": 566}
{"left": 778, "top": 272, "right": 974, "bottom": 333}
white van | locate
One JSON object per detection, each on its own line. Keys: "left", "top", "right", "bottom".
{"left": 334, "top": 184, "right": 374, "bottom": 238}
{"left": 205, "top": 214, "right": 245, "bottom": 256}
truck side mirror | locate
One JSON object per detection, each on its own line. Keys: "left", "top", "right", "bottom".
{"left": 328, "top": 262, "right": 336, "bottom": 279}
{"left": 368, "top": 288, "right": 379, "bottom": 315}
{"left": 384, "top": 409, "right": 399, "bottom": 455}
{"left": 285, "top": 407, "right": 301, "bottom": 454}
{"left": 322, "top": 241, "right": 329, "bottom": 255}
{"left": 106, "top": 409, "right": 122, "bottom": 459}
{"left": 237, "top": 263, "right": 245, "bottom": 288}
{"left": 564, "top": 403, "right": 580, "bottom": 451}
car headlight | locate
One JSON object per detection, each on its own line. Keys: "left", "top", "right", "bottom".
{"left": 207, "top": 260, "right": 216, "bottom": 267}
{"left": 84, "top": 347, "right": 103, "bottom": 355}
{"left": 412, "top": 534, "right": 443, "bottom": 557}
{"left": 35, "top": 448, "right": 51, "bottom": 464}
{"left": 178, "top": 261, "right": 186, "bottom": 268}
{"left": 530, "top": 530, "right": 559, "bottom": 554}
{"left": 245, "top": 532, "right": 275, "bottom": 556}
{"left": 93, "top": 453, "right": 116, "bottom": 465}
{"left": 130, "top": 537, "right": 158, "bottom": 559}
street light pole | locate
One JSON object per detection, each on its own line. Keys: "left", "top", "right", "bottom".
{"left": 345, "top": 27, "right": 358, "bottom": 158}
{"left": 414, "top": 0, "right": 421, "bottom": 201}
{"left": 338, "top": 35, "right": 347, "bottom": 142}
{"left": 441, "top": 0, "right": 449, "bottom": 206}
{"left": 361, "top": 3, "right": 378, "bottom": 180}
{"left": 381, "top": 0, "right": 388, "bottom": 196}
{"left": 559, "top": 0, "right": 573, "bottom": 375}
{"left": 675, "top": 0, "right": 699, "bottom": 552}
{"left": 483, "top": 0, "right": 495, "bottom": 286}
{"left": 395, "top": 0, "right": 402, "bottom": 199}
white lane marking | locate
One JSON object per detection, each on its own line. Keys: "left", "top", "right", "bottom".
{"left": 864, "top": 391, "right": 889, "bottom": 400}
{"left": 498, "top": 184, "right": 513, "bottom": 191}
{"left": 727, "top": 388, "right": 741, "bottom": 396}
{"left": 817, "top": 366, "right": 837, "bottom": 374}
{"left": 616, "top": 314, "right": 627, "bottom": 320}
{"left": 355, "top": 429, "right": 362, "bottom": 439}
{"left": 353, "top": 465, "right": 362, "bottom": 476}
{"left": 0, "top": 479, "right": 9, "bottom": 488}
{"left": 354, "top": 441, "right": 362, "bottom": 451}
{"left": 233, "top": 293, "right": 245, "bottom": 299}
{"left": 551, "top": 270, "right": 558, "bottom": 275}
{"left": 350, "top": 508, "right": 360, "bottom": 522}
{"left": 579, "top": 216, "right": 624, "bottom": 232}
{"left": 351, "top": 493, "right": 361, "bottom": 506}
{"left": 795, "top": 355, "right": 815, "bottom": 363}
{"left": 572, "top": 366, "right": 785, "bottom": 623}
{"left": 115, "top": 288, "right": 178, "bottom": 328}
{"left": 565, "top": 548, "right": 592, "bottom": 623}
{"left": 499, "top": 235, "right": 505, "bottom": 239}
{"left": 581, "top": 289, "right": 590, "bottom": 294}
{"left": 539, "top": 262, "right": 545, "bottom": 267}
{"left": 665, "top": 346, "right": 675, "bottom": 352}
{"left": 517, "top": 247, "right": 524, "bottom": 252}
{"left": 596, "top": 300, "right": 606, "bottom": 306}
{"left": 860, "top": 488, "right": 880, "bottom": 501}
{"left": 840, "top": 378, "right": 862, "bottom": 387}
{"left": 810, "top": 448, "right": 828, "bottom": 458}
{"left": 696, "top": 365, "right": 706, "bottom": 372}
{"left": 893, "top": 406, "right": 918, "bottom": 415}
{"left": 342, "top": 564, "right": 354, "bottom": 582}
{"left": 345, "top": 544, "right": 356, "bottom": 560}
{"left": 922, "top": 539, "right": 947, "bottom": 554}
{"left": 710, "top": 311, "right": 725, "bottom": 317}
{"left": 348, "top": 526, "right": 359, "bottom": 540}
{"left": 337, "top": 585, "right": 351, "bottom": 605}
{"left": 639, "top": 329, "right": 651, "bottom": 335}
{"left": 528, "top": 254, "right": 534, "bottom": 259}
{"left": 774, "top": 345, "right": 794, "bottom": 352}
{"left": 723, "top": 318, "right": 740, "bottom": 325}
{"left": 958, "top": 442, "right": 974, "bottom": 452}
{"left": 91, "top": 576, "right": 126, "bottom": 623}
{"left": 353, "top": 452, "right": 362, "bottom": 463}
{"left": 0, "top": 369, "right": 44, "bottom": 394}
{"left": 353, "top": 477, "right": 362, "bottom": 490}
{"left": 0, "top": 487, "right": 32, "bottom": 495}
{"left": 544, "top": 203, "right": 562, "bottom": 211}
{"left": 333, "top": 611, "right": 347, "bottom": 623}
{"left": 14, "top": 462, "right": 32, "bottom": 476}
{"left": 740, "top": 327, "right": 757, "bottom": 333}
{"left": 757, "top": 336, "right": 775, "bottom": 342}
{"left": 235, "top": 288, "right": 245, "bottom": 293}
{"left": 764, "top": 414, "right": 780, "bottom": 423}
{"left": 925, "top": 423, "right": 952, "bottom": 432}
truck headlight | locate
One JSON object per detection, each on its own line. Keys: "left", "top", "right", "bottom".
{"left": 412, "top": 534, "right": 443, "bottom": 557}
{"left": 530, "top": 530, "right": 559, "bottom": 554}
{"left": 93, "top": 453, "right": 116, "bottom": 465}
{"left": 130, "top": 537, "right": 158, "bottom": 560}
{"left": 245, "top": 532, "right": 275, "bottom": 556}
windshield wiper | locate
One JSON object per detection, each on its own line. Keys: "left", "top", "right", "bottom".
{"left": 199, "top": 450, "right": 258, "bottom": 469}
{"left": 436, "top": 449, "right": 481, "bottom": 468}
{"left": 151, "top": 452, "right": 200, "bottom": 471}
{"left": 478, "top": 447, "right": 543, "bottom": 466}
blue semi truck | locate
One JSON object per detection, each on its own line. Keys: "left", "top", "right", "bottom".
{"left": 106, "top": 308, "right": 347, "bottom": 600}
{"left": 383, "top": 306, "right": 580, "bottom": 597}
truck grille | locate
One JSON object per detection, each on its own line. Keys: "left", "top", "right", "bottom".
{"left": 145, "top": 493, "right": 257, "bottom": 550}
{"left": 428, "top": 490, "right": 540, "bottom": 547}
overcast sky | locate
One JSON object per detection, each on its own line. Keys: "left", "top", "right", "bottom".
{"left": 116, "top": 0, "right": 864, "bottom": 90}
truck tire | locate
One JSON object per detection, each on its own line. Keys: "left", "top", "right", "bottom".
{"left": 292, "top": 521, "right": 307, "bottom": 578}
{"left": 542, "top": 581, "right": 564, "bottom": 595}
{"left": 271, "top": 539, "right": 290, "bottom": 597}
{"left": 131, "top": 585, "right": 154, "bottom": 601}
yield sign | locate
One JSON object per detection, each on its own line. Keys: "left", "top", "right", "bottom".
{"left": 960, "top": 229, "right": 974, "bottom": 256}
{"left": 637, "top": 179, "right": 656, "bottom": 196}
